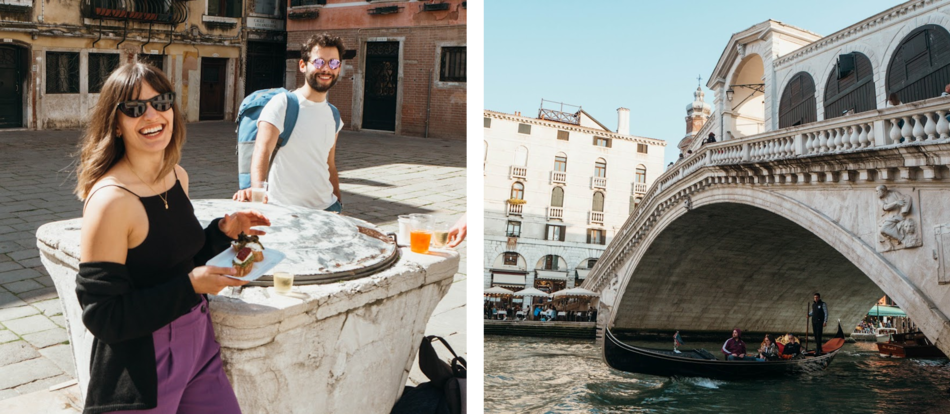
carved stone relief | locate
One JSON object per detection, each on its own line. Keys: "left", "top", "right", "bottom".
{"left": 876, "top": 185, "right": 922, "bottom": 251}
{"left": 936, "top": 224, "right": 950, "bottom": 284}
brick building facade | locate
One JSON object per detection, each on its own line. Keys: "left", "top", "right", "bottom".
{"left": 285, "top": 0, "right": 466, "bottom": 139}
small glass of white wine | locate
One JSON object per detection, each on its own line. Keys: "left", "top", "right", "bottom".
{"left": 273, "top": 271, "right": 294, "bottom": 294}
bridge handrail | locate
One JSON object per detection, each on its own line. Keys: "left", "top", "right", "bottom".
{"left": 584, "top": 96, "right": 950, "bottom": 291}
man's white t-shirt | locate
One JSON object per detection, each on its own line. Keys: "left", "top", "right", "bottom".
{"left": 257, "top": 90, "right": 344, "bottom": 210}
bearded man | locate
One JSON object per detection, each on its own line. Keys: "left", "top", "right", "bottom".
{"left": 234, "top": 34, "right": 346, "bottom": 212}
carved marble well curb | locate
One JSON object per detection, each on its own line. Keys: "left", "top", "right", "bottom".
{"left": 36, "top": 200, "right": 459, "bottom": 414}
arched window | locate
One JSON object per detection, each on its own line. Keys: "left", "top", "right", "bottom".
{"left": 551, "top": 187, "right": 564, "bottom": 207}
{"left": 514, "top": 146, "right": 528, "bottom": 166}
{"left": 778, "top": 72, "right": 817, "bottom": 128}
{"left": 594, "top": 158, "right": 607, "bottom": 177}
{"left": 824, "top": 52, "right": 876, "bottom": 119}
{"left": 510, "top": 182, "right": 524, "bottom": 200}
{"left": 554, "top": 153, "right": 567, "bottom": 172}
{"left": 886, "top": 24, "right": 950, "bottom": 104}
{"left": 635, "top": 165, "right": 647, "bottom": 183}
{"left": 538, "top": 255, "right": 564, "bottom": 270}
{"left": 592, "top": 191, "right": 605, "bottom": 212}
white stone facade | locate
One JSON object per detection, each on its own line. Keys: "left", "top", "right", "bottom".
{"left": 483, "top": 108, "right": 665, "bottom": 293}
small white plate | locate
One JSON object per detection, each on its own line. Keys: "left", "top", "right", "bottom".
{"left": 206, "top": 247, "right": 286, "bottom": 282}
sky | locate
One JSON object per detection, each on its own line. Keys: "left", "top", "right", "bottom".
{"left": 484, "top": 0, "right": 904, "bottom": 166}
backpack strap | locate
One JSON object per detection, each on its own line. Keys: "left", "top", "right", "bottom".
{"left": 329, "top": 102, "right": 341, "bottom": 134}
{"left": 278, "top": 90, "right": 299, "bottom": 147}
{"left": 268, "top": 90, "right": 299, "bottom": 178}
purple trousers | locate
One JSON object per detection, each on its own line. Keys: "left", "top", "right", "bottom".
{"left": 111, "top": 298, "right": 242, "bottom": 414}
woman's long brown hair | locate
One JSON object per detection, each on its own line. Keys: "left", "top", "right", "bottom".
{"left": 74, "top": 62, "right": 186, "bottom": 200}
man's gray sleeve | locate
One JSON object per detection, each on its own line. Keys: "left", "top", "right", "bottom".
{"left": 824, "top": 304, "right": 829, "bottom": 321}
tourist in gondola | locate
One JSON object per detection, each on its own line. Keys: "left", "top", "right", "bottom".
{"left": 756, "top": 335, "right": 779, "bottom": 361}
{"left": 722, "top": 329, "right": 755, "bottom": 360}
{"left": 779, "top": 333, "right": 802, "bottom": 359}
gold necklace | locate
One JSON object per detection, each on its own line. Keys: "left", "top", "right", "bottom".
{"left": 126, "top": 156, "right": 169, "bottom": 209}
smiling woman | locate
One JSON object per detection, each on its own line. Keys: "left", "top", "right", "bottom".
{"left": 72, "top": 61, "right": 269, "bottom": 414}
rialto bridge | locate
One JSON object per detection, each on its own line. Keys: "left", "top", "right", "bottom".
{"left": 582, "top": 96, "right": 950, "bottom": 355}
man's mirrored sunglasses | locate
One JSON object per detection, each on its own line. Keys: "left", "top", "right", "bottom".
{"left": 311, "top": 58, "right": 342, "bottom": 70}
{"left": 116, "top": 92, "right": 176, "bottom": 118}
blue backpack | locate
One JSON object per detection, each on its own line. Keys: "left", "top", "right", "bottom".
{"left": 235, "top": 88, "right": 343, "bottom": 189}
{"left": 236, "top": 88, "right": 299, "bottom": 190}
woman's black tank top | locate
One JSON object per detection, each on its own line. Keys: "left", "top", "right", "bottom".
{"left": 93, "top": 180, "right": 205, "bottom": 289}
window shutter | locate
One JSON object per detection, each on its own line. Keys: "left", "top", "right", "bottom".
{"left": 551, "top": 187, "right": 564, "bottom": 207}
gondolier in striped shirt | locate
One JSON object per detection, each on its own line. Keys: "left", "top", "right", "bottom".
{"left": 809, "top": 293, "right": 829, "bottom": 355}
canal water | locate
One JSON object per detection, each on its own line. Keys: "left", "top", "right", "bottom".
{"left": 485, "top": 335, "right": 950, "bottom": 413}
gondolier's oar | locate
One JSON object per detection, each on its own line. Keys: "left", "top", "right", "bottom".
{"left": 805, "top": 302, "right": 810, "bottom": 353}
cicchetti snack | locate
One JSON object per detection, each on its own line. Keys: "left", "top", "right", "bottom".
{"left": 233, "top": 247, "right": 255, "bottom": 277}
{"left": 232, "top": 233, "right": 265, "bottom": 262}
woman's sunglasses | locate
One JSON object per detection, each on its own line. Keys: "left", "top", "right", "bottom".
{"left": 116, "top": 92, "right": 176, "bottom": 118}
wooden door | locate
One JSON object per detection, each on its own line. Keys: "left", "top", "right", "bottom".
{"left": 362, "top": 42, "right": 398, "bottom": 131}
{"left": 0, "top": 46, "right": 22, "bottom": 128}
{"left": 199, "top": 57, "right": 227, "bottom": 120}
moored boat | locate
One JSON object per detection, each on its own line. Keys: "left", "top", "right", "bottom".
{"left": 604, "top": 323, "right": 846, "bottom": 380}
{"left": 876, "top": 331, "right": 947, "bottom": 358}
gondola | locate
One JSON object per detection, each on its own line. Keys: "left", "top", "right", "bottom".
{"left": 604, "top": 323, "right": 846, "bottom": 380}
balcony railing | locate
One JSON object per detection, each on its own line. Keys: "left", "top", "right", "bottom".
{"left": 632, "top": 182, "right": 647, "bottom": 195}
{"left": 81, "top": 0, "right": 188, "bottom": 24}
{"left": 547, "top": 206, "right": 563, "bottom": 220}
{"left": 507, "top": 201, "right": 523, "bottom": 216}
{"left": 591, "top": 176, "right": 607, "bottom": 190}
{"left": 589, "top": 211, "right": 604, "bottom": 225}
{"left": 550, "top": 171, "right": 566, "bottom": 185}
{"left": 510, "top": 165, "right": 527, "bottom": 180}
{"left": 290, "top": 0, "right": 325, "bottom": 6}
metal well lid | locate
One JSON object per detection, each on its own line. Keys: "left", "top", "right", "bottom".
{"left": 192, "top": 200, "right": 399, "bottom": 285}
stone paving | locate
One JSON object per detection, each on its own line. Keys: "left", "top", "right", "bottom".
{"left": 0, "top": 121, "right": 467, "bottom": 409}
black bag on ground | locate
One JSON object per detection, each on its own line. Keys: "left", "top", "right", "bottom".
{"left": 391, "top": 335, "right": 466, "bottom": 414}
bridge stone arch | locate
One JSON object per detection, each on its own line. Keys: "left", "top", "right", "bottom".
{"left": 726, "top": 53, "right": 766, "bottom": 139}
{"left": 610, "top": 186, "right": 942, "bottom": 335}
{"left": 584, "top": 136, "right": 950, "bottom": 355}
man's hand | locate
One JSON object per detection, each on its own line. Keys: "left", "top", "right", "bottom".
{"left": 218, "top": 210, "right": 271, "bottom": 239}
{"left": 232, "top": 189, "right": 269, "bottom": 203}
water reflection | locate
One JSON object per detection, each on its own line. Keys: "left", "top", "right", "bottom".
{"left": 485, "top": 336, "right": 950, "bottom": 413}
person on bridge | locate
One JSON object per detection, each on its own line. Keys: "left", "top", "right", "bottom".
{"left": 808, "top": 293, "right": 829, "bottom": 355}
{"left": 722, "top": 329, "right": 755, "bottom": 360}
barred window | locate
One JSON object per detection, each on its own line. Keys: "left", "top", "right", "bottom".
{"left": 89, "top": 53, "right": 120, "bottom": 94}
{"left": 46, "top": 52, "right": 79, "bottom": 94}
{"left": 637, "top": 143, "right": 648, "bottom": 153}
{"left": 440, "top": 46, "right": 466, "bottom": 82}
{"left": 557, "top": 130, "right": 569, "bottom": 141}
{"left": 518, "top": 123, "right": 531, "bottom": 134}
{"left": 484, "top": 117, "right": 491, "bottom": 128}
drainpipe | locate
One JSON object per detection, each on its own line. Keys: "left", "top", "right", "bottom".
{"left": 162, "top": 29, "right": 174, "bottom": 55}
{"left": 141, "top": 22, "right": 153, "bottom": 54}
{"left": 92, "top": 18, "right": 104, "bottom": 48}
{"left": 425, "top": 69, "right": 432, "bottom": 138}
{"left": 116, "top": 19, "right": 129, "bottom": 49}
